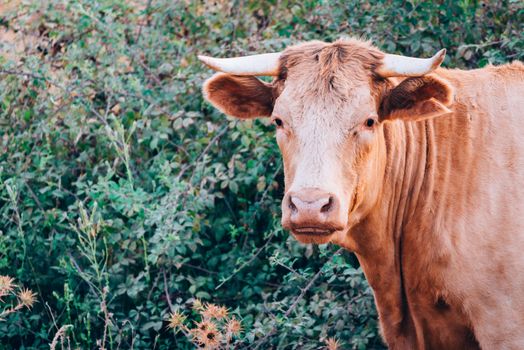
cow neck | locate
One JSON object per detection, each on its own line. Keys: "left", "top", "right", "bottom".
{"left": 349, "top": 119, "right": 439, "bottom": 344}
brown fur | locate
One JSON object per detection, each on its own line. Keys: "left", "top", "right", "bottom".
{"left": 202, "top": 38, "right": 524, "bottom": 349}
{"left": 203, "top": 73, "right": 274, "bottom": 118}
{"left": 379, "top": 75, "right": 454, "bottom": 121}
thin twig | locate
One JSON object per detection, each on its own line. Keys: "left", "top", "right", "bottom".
{"left": 99, "top": 287, "right": 111, "bottom": 350}
{"left": 180, "top": 262, "right": 218, "bottom": 275}
{"left": 215, "top": 230, "right": 277, "bottom": 290}
{"left": 459, "top": 40, "right": 506, "bottom": 50}
{"left": 177, "top": 124, "right": 229, "bottom": 182}
{"left": 134, "top": 0, "right": 153, "bottom": 44}
{"left": 67, "top": 253, "right": 100, "bottom": 296}
{"left": 242, "top": 162, "right": 282, "bottom": 249}
{"left": 162, "top": 269, "right": 174, "bottom": 312}
{"left": 44, "top": 302, "right": 60, "bottom": 335}
{"left": 251, "top": 248, "right": 344, "bottom": 349}
{"left": 24, "top": 181, "right": 43, "bottom": 211}
{"left": 0, "top": 69, "right": 67, "bottom": 90}
{"left": 49, "top": 324, "right": 73, "bottom": 350}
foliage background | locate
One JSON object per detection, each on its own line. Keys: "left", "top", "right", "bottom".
{"left": 0, "top": 0, "right": 522, "bottom": 349}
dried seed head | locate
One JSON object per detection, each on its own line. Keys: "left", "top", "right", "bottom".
{"left": 18, "top": 288, "right": 37, "bottom": 308}
{"left": 192, "top": 298, "right": 204, "bottom": 311}
{"left": 192, "top": 320, "right": 221, "bottom": 348}
{"left": 215, "top": 305, "right": 228, "bottom": 319}
{"left": 325, "top": 337, "right": 341, "bottom": 350}
{"left": 226, "top": 317, "right": 242, "bottom": 337}
{"left": 194, "top": 319, "right": 216, "bottom": 333}
{"left": 201, "top": 328, "right": 221, "bottom": 349}
{"left": 202, "top": 303, "right": 227, "bottom": 320}
{"left": 198, "top": 329, "right": 221, "bottom": 348}
{"left": 0, "top": 276, "right": 15, "bottom": 297}
{"left": 167, "top": 310, "right": 186, "bottom": 329}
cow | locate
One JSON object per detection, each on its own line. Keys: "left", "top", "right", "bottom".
{"left": 198, "top": 38, "right": 524, "bottom": 349}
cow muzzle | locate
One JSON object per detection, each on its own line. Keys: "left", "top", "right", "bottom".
{"left": 281, "top": 188, "right": 347, "bottom": 242}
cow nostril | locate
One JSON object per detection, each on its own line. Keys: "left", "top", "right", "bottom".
{"left": 288, "top": 197, "right": 298, "bottom": 212}
{"left": 320, "top": 197, "right": 333, "bottom": 213}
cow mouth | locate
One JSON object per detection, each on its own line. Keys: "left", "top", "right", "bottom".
{"left": 292, "top": 227, "right": 335, "bottom": 236}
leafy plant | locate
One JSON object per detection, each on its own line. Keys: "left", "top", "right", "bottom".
{"left": 0, "top": 0, "right": 521, "bottom": 349}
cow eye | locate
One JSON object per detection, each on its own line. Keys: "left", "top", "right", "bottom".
{"left": 273, "top": 118, "right": 283, "bottom": 127}
{"left": 365, "top": 118, "right": 376, "bottom": 128}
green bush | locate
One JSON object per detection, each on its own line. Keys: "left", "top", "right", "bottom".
{"left": 0, "top": 0, "right": 522, "bottom": 349}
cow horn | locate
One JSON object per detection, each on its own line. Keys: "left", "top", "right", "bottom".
{"left": 198, "top": 52, "right": 281, "bottom": 76}
{"left": 376, "top": 49, "right": 446, "bottom": 77}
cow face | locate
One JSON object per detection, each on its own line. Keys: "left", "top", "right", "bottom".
{"left": 201, "top": 39, "right": 453, "bottom": 245}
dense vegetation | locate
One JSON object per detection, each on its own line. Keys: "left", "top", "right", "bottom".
{"left": 0, "top": 0, "right": 522, "bottom": 348}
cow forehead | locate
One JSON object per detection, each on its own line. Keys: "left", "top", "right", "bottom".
{"left": 273, "top": 78, "right": 375, "bottom": 128}
{"left": 277, "top": 39, "right": 383, "bottom": 87}
{"left": 272, "top": 39, "right": 382, "bottom": 124}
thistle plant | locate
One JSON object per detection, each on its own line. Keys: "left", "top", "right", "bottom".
{"left": 0, "top": 275, "right": 36, "bottom": 321}
{"left": 324, "top": 337, "right": 342, "bottom": 350}
{"left": 167, "top": 300, "right": 242, "bottom": 349}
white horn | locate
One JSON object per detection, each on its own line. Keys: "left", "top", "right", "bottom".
{"left": 198, "top": 52, "right": 281, "bottom": 76}
{"left": 376, "top": 49, "right": 446, "bottom": 77}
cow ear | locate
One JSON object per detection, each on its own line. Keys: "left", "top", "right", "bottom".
{"left": 203, "top": 73, "right": 274, "bottom": 119}
{"left": 379, "top": 75, "right": 454, "bottom": 121}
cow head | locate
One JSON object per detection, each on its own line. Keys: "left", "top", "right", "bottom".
{"left": 200, "top": 39, "right": 453, "bottom": 246}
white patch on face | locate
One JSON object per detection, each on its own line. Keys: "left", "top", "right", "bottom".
{"left": 275, "top": 81, "right": 377, "bottom": 221}
{"left": 288, "top": 101, "right": 346, "bottom": 194}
